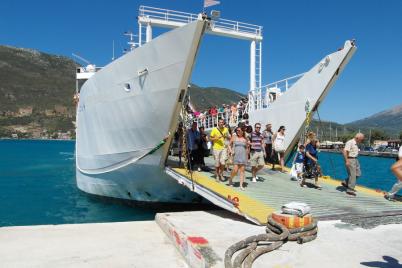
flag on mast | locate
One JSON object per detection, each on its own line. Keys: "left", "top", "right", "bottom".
{"left": 204, "top": 0, "right": 220, "bottom": 8}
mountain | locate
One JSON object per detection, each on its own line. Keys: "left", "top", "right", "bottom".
{"left": 0, "top": 45, "right": 77, "bottom": 138}
{"left": 0, "top": 45, "right": 245, "bottom": 139}
{"left": 345, "top": 103, "right": 402, "bottom": 135}
{"left": 0, "top": 45, "right": 399, "bottom": 140}
{"left": 307, "top": 104, "right": 402, "bottom": 142}
{"left": 188, "top": 84, "right": 245, "bottom": 111}
{"left": 0, "top": 45, "right": 76, "bottom": 112}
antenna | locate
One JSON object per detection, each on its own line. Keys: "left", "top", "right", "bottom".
{"left": 112, "top": 40, "right": 115, "bottom": 61}
{"left": 124, "top": 31, "right": 138, "bottom": 50}
{"left": 72, "top": 53, "right": 92, "bottom": 65}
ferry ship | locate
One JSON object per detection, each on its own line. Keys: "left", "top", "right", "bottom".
{"left": 75, "top": 6, "right": 356, "bottom": 205}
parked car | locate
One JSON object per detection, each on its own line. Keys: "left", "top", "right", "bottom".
{"left": 363, "top": 146, "right": 374, "bottom": 152}
{"left": 376, "top": 146, "right": 387, "bottom": 152}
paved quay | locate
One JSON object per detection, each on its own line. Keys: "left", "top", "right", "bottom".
{"left": 1, "top": 210, "right": 402, "bottom": 267}
{"left": 0, "top": 221, "right": 187, "bottom": 268}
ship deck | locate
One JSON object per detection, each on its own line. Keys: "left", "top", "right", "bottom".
{"left": 165, "top": 156, "right": 402, "bottom": 225}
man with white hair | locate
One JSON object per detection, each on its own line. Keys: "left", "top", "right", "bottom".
{"left": 342, "top": 133, "right": 365, "bottom": 196}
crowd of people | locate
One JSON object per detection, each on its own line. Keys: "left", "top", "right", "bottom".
{"left": 175, "top": 118, "right": 291, "bottom": 190}
{"left": 174, "top": 119, "right": 402, "bottom": 200}
{"left": 186, "top": 98, "right": 248, "bottom": 127}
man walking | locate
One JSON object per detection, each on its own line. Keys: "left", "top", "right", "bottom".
{"left": 250, "top": 123, "right": 265, "bottom": 182}
{"left": 210, "top": 119, "right": 229, "bottom": 182}
{"left": 342, "top": 133, "right": 365, "bottom": 196}
{"left": 186, "top": 122, "right": 201, "bottom": 171}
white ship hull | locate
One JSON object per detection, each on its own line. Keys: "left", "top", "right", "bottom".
{"left": 76, "top": 20, "right": 207, "bottom": 203}
{"left": 77, "top": 151, "right": 203, "bottom": 203}
{"left": 249, "top": 40, "right": 357, "bottom": 157}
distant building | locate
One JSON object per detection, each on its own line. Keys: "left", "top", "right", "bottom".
{"left": 57, "top": 132, "right": 71, "bottom": 140}
{"left": 45, "top": 109, "right": 56, "bottom": 116}
{"left": 5, "top": 111, "right": 16, "bottom": 117}
{"left": 373, "top": 140, "right": 388, "bottom": 148}
{"left": 387, "top": 139, "right": 401, "bottom": 149}
{"left": 18, "top": 107, "right": 33, "bottom": 117}
{"left": 31, "top": 130, "right": 42, "bottom": 139}
{"left": 11, "top": 133, "right": 18, "bottom": 139}
{"left": 54, "top": 105, "right": 68, "bottom": 115}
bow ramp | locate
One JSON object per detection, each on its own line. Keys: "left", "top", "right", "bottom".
{"left": 165, "top": 159, "right": 402, "bottom": 225}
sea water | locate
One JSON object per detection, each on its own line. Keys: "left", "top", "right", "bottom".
{"left": 0, "top": 140, "right": 156, "bottom": 227}
{"left": 289, "top": 151, "right": 399, "bottom": 192}
{"left": 0, "top": 140, "right": 399, "bottom": 227}
{"left": 318, "top": 152, "right": 398, "bottom": 191}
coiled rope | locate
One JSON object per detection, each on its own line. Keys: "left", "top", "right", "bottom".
{"left": 224, "top": 216, "right": 318, "bottom": 268}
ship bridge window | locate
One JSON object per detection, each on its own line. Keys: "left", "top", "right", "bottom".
{"left": 124, "top": 83, "right": 131, "bottom": 92}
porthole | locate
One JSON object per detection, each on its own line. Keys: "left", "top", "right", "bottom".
{"left": 124, "top": 83, "right": 131, "bottom": 92}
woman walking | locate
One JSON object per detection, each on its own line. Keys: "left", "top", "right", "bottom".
{"left": 302, "top": 139, "right": 322, "bottom": 189}
{"left": 228, "top": 127, "right": 249, "bottom": 190}
{"left": 385, "top": 146, "right": 402, "bottom": 200}
{"left": 273, "top": 126, "right": 286, "bottom": 172}
{"left": 262, "top": 123, "right": 274, "bottom": 165}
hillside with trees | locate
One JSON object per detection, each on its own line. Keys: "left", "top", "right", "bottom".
{"left": 0, "top": 45, "right": 400, "bottom": 142}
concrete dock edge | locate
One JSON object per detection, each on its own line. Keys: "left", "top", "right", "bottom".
{"left": 156, "top": 213, "right": 221, "bottom": 268}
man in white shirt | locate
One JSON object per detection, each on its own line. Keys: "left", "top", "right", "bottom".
{"left": 385, "top": 145, "right": 402, "bottom": 200}
{"left": 342, "top": 133, "right": 364, "bottom": 196}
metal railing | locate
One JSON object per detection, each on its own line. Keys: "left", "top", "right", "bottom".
{"left": 193, "top": 110, "right": 247, "bottom": 130}
{"left": 248, "top": 73, "right": 305, "bottom": 111}
{"left": 139, "top": 5, "right": 262, "bottom": 36}
{"left": 76, "top": 66, "right": 103, "bottom": 74}
{"left": 139, "top": 6, "right": 198, "bottom": 23}
{"left": 187, "top": 73, "right": 306, "bottom": 130}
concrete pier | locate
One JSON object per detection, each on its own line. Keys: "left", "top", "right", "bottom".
{"left": 0, "top": 221, "right": 187, "bottom": 268}
{"left": 1, "top": 211, "right": 402, "bottom": 267}
{"left": 155, "top": 210, "right": 402, "bottom": 267}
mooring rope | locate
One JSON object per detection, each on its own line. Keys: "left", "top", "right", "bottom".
{"left": 224, "top": 216, "right": 318, "bottom": 268}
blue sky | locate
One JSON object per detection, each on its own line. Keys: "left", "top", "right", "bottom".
{"left": 1, "top": 0, "right": 401, "bottom": 123}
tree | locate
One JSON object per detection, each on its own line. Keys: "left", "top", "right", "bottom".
{"left": 370, "top": 129, "right": 389, "bottom": 143}
{"left": 399, "top": 131, "right": 402, "bottom": 140}
{"left": 339, "top": 133, "right": 354, "bottom": 143}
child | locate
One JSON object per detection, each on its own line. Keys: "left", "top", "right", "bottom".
{"left": 294, "top": 144, "right": 305, "bottom": 183}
